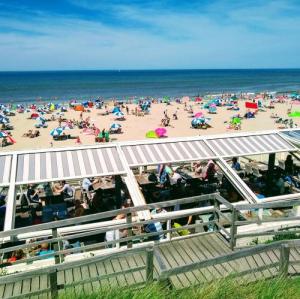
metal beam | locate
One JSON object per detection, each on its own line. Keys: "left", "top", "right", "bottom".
{"left": 4, "top": 153, "right": 18, "bottom": 232}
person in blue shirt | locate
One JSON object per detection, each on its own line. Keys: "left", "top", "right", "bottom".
{"left": 231, "top": 157, "right": 241, "bottom": 171}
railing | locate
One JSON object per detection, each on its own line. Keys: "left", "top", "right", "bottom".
{"left": 0, "top": 194, "right": 221, "bottom": 267}
{"left": 158, "top": 239, "right": 300, "bottom": 283}
{"left": 1, "top": 193, "right": 300, "bottom": 298}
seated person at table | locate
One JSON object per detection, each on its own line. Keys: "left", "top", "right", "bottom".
{"left": 8, "top": 249, "right": 25, "bottom": 263}
{"left": 27, "top": 184, "right": 40, "bottom": 203}
{"left": 74, "top": 200, "right": 88, "bottom": 217}
{"left": 193, "top": 161, "right": 202, "bottom": 174}
{"left": 114, "top": 198, "right": 133, "bottom": 220}
{"left": 82, "top": 177, "right": 100, "bottom": 192}
{"left": 170, "top": 169, "right": 182, "bottom": 185}
{"left": 202, "top": 160, "right": 217, "bottom": 183}
{"left": 158, "top": 164, "right": 171, "bottom": 186}
{"left": 231, "top": 157, "right": 241, "bottom": 171}
{"left": 285, "top": 155, "right": 294, "bottom": 176}
{"left": 36, "top": 242, "right": 55, "bottom": 258}
{"left": 54, "top": 180, "right": 73, "bottom": 199}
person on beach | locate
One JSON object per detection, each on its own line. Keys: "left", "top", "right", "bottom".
{"left": 75, "top": 136, "right": 82, "bottom": 144}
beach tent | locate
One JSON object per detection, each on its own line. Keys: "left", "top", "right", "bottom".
{"left": 288, "top": 111, "right": 300, "bottom": 118}
{"left": 155, "top": 127, "right": 167, "bottom": 138}
{"left": 30, "top": 113, "right": 39, "bottom": 119}
{"left": 74, "top": 105, "right": 84, "bottom": 112}
{"left": 49, "top": 103, "right": 55, "bottom": 111}
{"left": 146, "top": 130, "right": 158, "bottom": 138}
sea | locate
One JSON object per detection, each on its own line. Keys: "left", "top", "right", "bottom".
{"left": 0, "top": 69, "right": 300, "bottom": 104}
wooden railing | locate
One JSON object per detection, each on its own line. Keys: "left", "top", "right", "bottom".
{"left": 1, "top": 193, "right": 300, "bottom": 298}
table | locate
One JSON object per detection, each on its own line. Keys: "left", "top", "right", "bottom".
{"left": 251, "top": 162, "right": 268, "bottom": 172}
{"left": 93, "top": 180, "right": 115, "bottom": 191}
{"left": 135, "top": 174, "right": 156, "bottom": 186}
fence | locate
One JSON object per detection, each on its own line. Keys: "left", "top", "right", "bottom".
{"left": 1, "top": 193, "right": 300, "bottom": 298}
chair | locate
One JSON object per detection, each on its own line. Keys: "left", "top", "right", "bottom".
{"left": 252, "top": 167, "right": 262, "bottom": 178}
{"left": 278, "top": 160, "right": 285, "bottom": 170}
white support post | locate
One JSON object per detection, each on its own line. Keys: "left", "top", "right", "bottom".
{"left": 116, "top": 145, "right": 151, "bottom": 221}
{"left": 4, "top": 154, "right": 18, "bottom": 233}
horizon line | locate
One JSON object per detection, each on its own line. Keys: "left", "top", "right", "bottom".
{"left": 1, "top": 67, "right": 300, "bottom": 73}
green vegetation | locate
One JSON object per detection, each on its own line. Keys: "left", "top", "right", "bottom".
{"left": 59, "top": 277, "right": 300, "bottom": 299}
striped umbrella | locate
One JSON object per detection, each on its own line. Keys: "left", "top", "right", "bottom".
{"left": 191, "top": 118, "right": 202, "bottom": 126}
{"left": 0, "top": 131, "right": 7, "bottom": 138}
{"left": 50, "top": 127, "right": 64, "bottom": 136}
{"left": 110, "top": 123, "right": 121, "bottom": 130}
{"left": 113, "top": 111, "right": 125, "bottom": 119}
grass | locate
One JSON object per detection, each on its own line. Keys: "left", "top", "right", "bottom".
{"left": 59, "top": 277, "right": 300, "bottom": 299}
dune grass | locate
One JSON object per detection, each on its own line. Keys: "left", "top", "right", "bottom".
{"left": 59, "top": 277, "right": 300, "bottom": 299}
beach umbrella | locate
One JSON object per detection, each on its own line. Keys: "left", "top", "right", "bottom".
{"left": 110, "top": 123, "right": 121, "bottom": 129}
{"left": 0, "top": 131, "right": 7, "bottom": 138}
{"left": 37, "top": 116, "right": 46, "bottom": 123}
{"left": 112, "top": 107, "right": 121, "bottom": 114}
{"left": 191, "top": 118, "right": 202, "bottom": 126}
{"left": 146, "top": 130, "right": 158, "bottom": 138}
{"left": 113, "top": 111, "right": 125, "bottom": 119}
{"left": 7, "top": 135, "right": 16, "bottom": 144}
{"left": 195, "top": 97, "right": 202, "bottom": 102}
{"left": 50, "top": 127, "right": 64, "bottom": 136}
{"left": 0, "top": 115, "right": 9, "bottom": 124}
{"left": 194, "top": 112, "right": 203, "bottom": 118}
{"left": 155, "top": 127, "right": 167, "bottom": 137}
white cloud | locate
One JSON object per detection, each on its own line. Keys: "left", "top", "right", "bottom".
{"left": 0, "top": 0, "right": 299, "bottom": 70}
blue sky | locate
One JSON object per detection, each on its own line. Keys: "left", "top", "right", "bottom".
{"left": 0, "top": 0, "right": 299, "bottom": 70}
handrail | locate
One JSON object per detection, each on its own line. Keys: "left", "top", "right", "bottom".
{"left": 0, "top": 193, "right": 217, "bottom": 239}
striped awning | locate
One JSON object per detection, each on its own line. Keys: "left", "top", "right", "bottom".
{"left": 15, "top": 147, "right": 125, "bottom": 184}
{"left": 206, "top": 133, "right": 295, "bottom": 157}
{"left": 280, "top": 130, "right": 300, "bottom": 145}
{"left": 122, "top": 140, "right": 216, "bottom": 167}
{"left": 0, "top": 155, "right": 12, "bottom": 186}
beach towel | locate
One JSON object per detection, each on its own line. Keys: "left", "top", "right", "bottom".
{"left": 245, "top": 102, "right": 258, "bottom": 109}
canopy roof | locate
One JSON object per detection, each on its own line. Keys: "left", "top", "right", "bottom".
{"left": 15, "top": 146, "right": 125, "bottom": 185}
{"left": 0, "top": 129, "right": 298, "bottom": 232}
{"left": 0, "top": 154, "right": 12, "bottom": 186}
{"left": 0, "top": 130, "right": 297, "bottom": 186}
{"left": 205, "top": 133, "right": 294, "bottom": 158}
{"left": 122, "top": 140, "right": 216, "bottom": 167}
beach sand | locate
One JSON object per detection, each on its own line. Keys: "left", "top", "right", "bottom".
{"left": 1, "top": 100, "right": 297, "bottom": 152}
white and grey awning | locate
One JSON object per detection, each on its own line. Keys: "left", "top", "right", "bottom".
{"left": 0, "top": 155, "right": 12, "bottom": 186}
{"left": 280, "top": 130, "right": 300, "bottom": 146}
{"left": 206, "top": 133, "right": 295, "bottom": 157}
{"left": 15, "top": 147, "right": 125, "bottom": 184}
{"left": 121, "top": 140, "right": 216, "bottom": 167}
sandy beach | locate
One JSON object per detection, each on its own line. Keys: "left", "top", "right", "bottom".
{"left": 0, "top": 99, "right": 298, "bottom": 152}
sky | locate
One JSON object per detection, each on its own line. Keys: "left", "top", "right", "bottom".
{"left": 0, "top": 0, "right": 300, "bottom": 71}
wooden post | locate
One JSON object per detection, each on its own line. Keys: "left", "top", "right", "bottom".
{"left": 49, "top": 270, "right": 58, "bottom": 299}
{"left": 166, "top": 220, "right": 171, "bottom": 241}
{"left": 230, "top": 208, "right": 237, "bottom": 250}
{"left": 266, "top": 153, "right": 276, "bottom": 196}
{"left": 52, "top": 228, "right": 62, "bottom": 264}
{"left": 279, "top": 244, "right": 290, "bottom": 277}
{"left": 115, "top": 175, "right": 122, "bottom": 209}
{"left": 146, "top": 247, "right": 154, "bottom": 282}
{"left": 126, "top": 213, "right": 133, "bottom": 248}
{"left": 214, "top": 199, "right": 220, "bottom": 231}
